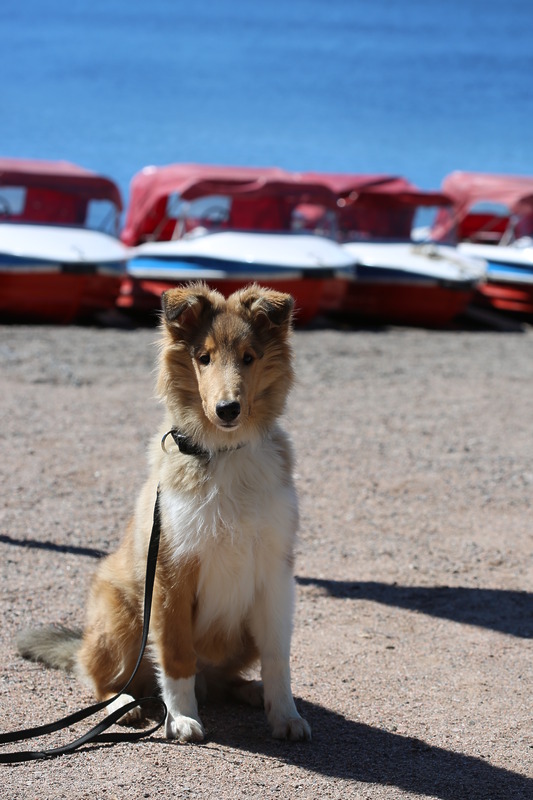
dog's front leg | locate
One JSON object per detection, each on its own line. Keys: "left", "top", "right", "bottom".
{"left": 159, "top": 671, "right": 203, "bottom": 743}
{"left": 152, "top": 564, "right": 204, "bottom": 743}
{"left": 250, "top": 568, "right": 311, "bottom": 741}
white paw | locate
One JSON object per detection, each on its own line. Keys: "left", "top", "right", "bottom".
{"left": 165, "top": 711, "right": 205, "bottom": 743}
{"left": 106, "top": 693, "right": 142, "bottom": 725}
{"left": 271, "top": 715, "right": 312, "bottom": 741}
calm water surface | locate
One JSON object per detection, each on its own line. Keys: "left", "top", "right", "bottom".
{"left": 3, "top": 0, "right": 532, "bottom": 200}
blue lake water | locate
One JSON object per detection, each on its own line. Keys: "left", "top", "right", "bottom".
{"left": 3, "top": 0, "right": 532, "bottom": 203}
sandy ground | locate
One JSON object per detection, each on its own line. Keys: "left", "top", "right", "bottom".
{"left": 0, "top": 318, "right": 531, "bottom": 799}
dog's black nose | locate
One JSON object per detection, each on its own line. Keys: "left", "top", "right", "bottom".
{"left": 216, "top": 400, "right": 241, "bottom": 423}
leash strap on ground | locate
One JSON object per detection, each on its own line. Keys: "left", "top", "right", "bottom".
{"left": 0, "top": 489, "right": 166, "bottom": 763}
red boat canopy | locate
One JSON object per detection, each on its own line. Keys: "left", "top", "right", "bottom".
{"left": 442, "top": 171, "right": 533, "bottom": 217}
{"left": 438, "top": 172, "right": 533, "bottom": 242}
{"left": 121, "top": 163, "right": 342, "bottom": 245}
{"left": 121, "top": 164, "right": 454, "bottom": 245}
{"left": 297, "top": 172, "right": 451, "bottom": 240}
{"left": 300, "top": 171, "right": 450, "bottom": 206}
{"left": 0, "top": 158, "right": 122, "bottom": 225}
{"left": 298, "top": 172, "right": 405, "bottom": 196}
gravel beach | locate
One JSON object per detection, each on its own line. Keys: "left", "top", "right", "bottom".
{"left": 0, "top": 318, "right": 531, "bottom": 799}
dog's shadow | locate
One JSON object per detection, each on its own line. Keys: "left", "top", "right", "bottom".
{"left": 296, "top": 577, "right": 533, "bottom": 639}
{"left": 194, "top": 699, "right": 531, "bottom": 799}
{"left": 190, "top": 576, "right": 531, "bottom": 796}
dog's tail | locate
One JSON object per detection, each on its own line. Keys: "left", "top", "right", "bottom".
{"left": 17, "top": 625, "right": 83, "bottom": 672}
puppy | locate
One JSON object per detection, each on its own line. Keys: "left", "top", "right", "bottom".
{"left": 18, "top": 283, "right": 311, "bottom": 743}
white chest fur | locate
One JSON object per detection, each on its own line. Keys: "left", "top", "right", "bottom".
{"left": 161, "top": 441, "right": 298, "bottom": 636}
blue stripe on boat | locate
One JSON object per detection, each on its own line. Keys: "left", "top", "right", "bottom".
{"left": 0, "top": 253, "right": 126, "bottom": 275}
{"left": 486, "top": 260, "right": 533, "bottom": 281}
{"left": 127, "top": 256, "right": 333, "bottom": 279}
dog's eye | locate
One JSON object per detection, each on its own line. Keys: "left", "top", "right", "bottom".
{"left": 198, "top": 353, "right": 211, "bottom": 366}
{"left": 242, "top": 352, "right": 254, "bottom": 366}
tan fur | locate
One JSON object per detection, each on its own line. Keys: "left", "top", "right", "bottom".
{"left": 18, "top": 283, "right": 311, "bottom": 743}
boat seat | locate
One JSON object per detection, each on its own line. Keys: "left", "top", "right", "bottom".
{"left": 459, "top": 212, "right": 508, "bottom": 244}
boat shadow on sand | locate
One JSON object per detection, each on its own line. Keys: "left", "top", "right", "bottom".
{"left": 296, "top": 577, "right": 533, "bottom": 639}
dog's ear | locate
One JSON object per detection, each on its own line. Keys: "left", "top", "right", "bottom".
{"left": 161, "top": 284, "right": 217, "bottom": 335}
{"left": 238, "top": 286, "right": 294, "bottom": 329}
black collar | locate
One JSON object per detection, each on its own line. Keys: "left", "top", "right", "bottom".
{"left": 161, "top": 428, "right": 245, "bottom": 459}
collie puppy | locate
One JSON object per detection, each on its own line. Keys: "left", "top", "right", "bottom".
{"left": 18, "top": 283, "right": 311, "bottom": 743}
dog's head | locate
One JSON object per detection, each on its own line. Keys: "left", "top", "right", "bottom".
{"left": 158, "top": 282, "right": 294, "bottom": 448}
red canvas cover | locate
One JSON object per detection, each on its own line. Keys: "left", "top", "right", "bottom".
{"left": 299, "top": 172, "right": 451, "bottom": 239}
{"left": 442, "top": 171, "right": 533, "bottom": 218}
{"left": 0, "top": 158, "right": 122, "bottom": 209}
{"left": 298, "top": 172, "right": 403, "bottom": 196}
{"left": 435, "top": 172, "right": 533, "bottom": 242}
{"left": 121, "top": 163, "right": 339, "bottom": 245}
{"left": 0, "top": 158, "right": 122, "bottom": 225}
{"left": 300, "top": 171, "right": 449, "bottom": 206}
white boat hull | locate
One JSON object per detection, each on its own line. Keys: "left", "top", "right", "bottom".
{"left": 337, "top": 241, "right": 486, "bottom": 325}
{"left": 0, "top": 223, "right": 128, "bottom": 275}
{"left": 120, "top": 230, "right": 355, "bottom": 324}
{"left": 0, "top": 223, "right": 128, "bottom": 322}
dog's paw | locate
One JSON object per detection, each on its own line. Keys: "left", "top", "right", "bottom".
{"left": 165, "top": 711, "right": 205, "bottom": 743}
{"left": 271, "top": 715, "right": 312, "bottom": 742}
{"left": 106, "top": 693, "right": 143, "bottom": 725}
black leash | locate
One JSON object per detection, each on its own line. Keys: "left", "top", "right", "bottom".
{"left": 0, "top": 489, "right": 166, "bottom": 763}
